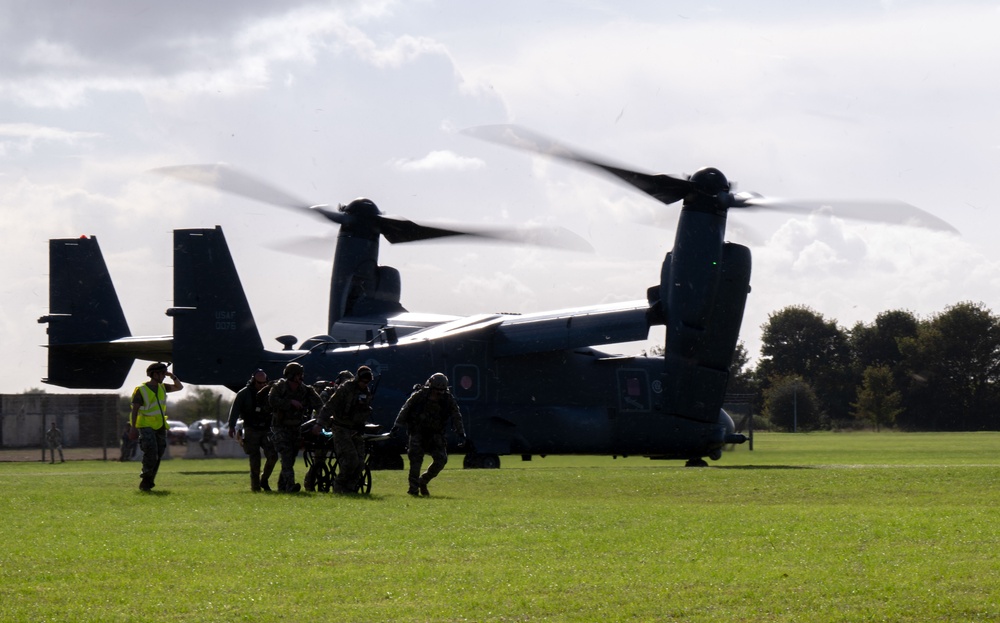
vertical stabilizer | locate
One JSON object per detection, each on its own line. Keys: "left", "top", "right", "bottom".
{"left": 170, "top": 227, "right": 264, "bottom": 386}
{"left": 39, "top": 237, "right": 134, "bottom": 388}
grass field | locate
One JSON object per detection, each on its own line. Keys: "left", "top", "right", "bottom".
{"left": 1, "top": 432, "right": 998, "bottom": 622}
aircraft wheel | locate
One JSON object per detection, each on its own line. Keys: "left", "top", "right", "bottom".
{"left": 685, "top": 458, "right": 708, "bottom": 467}
{"left": 463, "top": 453, "right": 501, "bottom": 469}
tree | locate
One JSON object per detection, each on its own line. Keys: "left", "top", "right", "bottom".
{"left": 727, "top": 341, "right": 758, "bottom": 396}
{"left": 850, "top": 309, "right": 919, "bottom": 373}
{"left": 851, "top": 365, "right": 902, "bottom": 431}
{"left": 128, "top": 386, "right": 232, "bottom": 424}
{"left": 763, "top": 375, "right": 821, "bottom": 432}
{"left": 757, "top": 305, "right": 853, "bottom": 423}
{"left": 898, "top": 302, "right": 1000, "bottom": 430}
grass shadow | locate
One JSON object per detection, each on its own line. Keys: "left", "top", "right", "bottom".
{"left": 713, "top": 465, "right": 816, "bottom": 470}
{"left": 177, "top": 470, "right": 247, "bottom": 475}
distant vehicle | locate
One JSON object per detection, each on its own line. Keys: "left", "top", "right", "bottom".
{"left": 185, "top": 419, "right": 228, "bottom": 443}
{"left": 166, "top": 420, "right": 188, "bottom": 445}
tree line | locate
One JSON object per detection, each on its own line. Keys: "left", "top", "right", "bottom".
{"left": 21, "top": 385, "right": 232, "bottom": 426}
{"left": 727, "top": 301, "right": 1000, "bottom": 432}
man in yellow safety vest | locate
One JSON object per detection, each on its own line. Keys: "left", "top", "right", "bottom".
{"left": 130, "top": 362, "right": 184, "bottom": 491}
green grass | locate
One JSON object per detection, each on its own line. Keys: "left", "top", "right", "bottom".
{"left": 1, "top": 433, "right": 999, "bottom": 622}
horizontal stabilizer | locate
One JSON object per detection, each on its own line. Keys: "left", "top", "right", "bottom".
{"left": 42, "top": 346, "right": 134, "bottom": 389}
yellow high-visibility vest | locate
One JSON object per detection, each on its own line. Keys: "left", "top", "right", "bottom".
{"left": 133, "top": 384, "right": 167, "bottom": 429}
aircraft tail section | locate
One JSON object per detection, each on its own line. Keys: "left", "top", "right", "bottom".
{"left": 39, "top": 237, "right": 135, "bottom": 388}
{"left": 170, "top": 227, "right": 264, "bottom": 386}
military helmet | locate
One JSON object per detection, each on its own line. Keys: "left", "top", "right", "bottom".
{"left": 336, "top": 370, "right": 355, "bottom": 384}
{"left": 427, "top": 373, "right": 449, "bottom": 390}
{"left": 356, "top": 365, "right": 374, "bottom": 381}
{"left": 146, "top": 362, "right": 168, "bottom": 376}
{"left": 283, "top": 362, "right": 304, "bottom": 379}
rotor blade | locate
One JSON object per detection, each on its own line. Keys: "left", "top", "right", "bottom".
{"left": 151, "top": 164, "right": 344, "bottom": 224}
{"left": 456, "top": 224, "right": 595, "bottom": 251}
{"left": 376, "top": 215, "right": 466, "bottom": 244}
{"left": 264, "top": 222, "right": 592, "bottom": 257}
{"left": 154, "top": 162, "right": 591, "bottom": 249}
{"left": 378, "top": 215, "right": 593, "bottom": 251}
{"left": 734, "top": 196, "right": 958, "bottom": 233}
{"left": 463, "top": 124, "right": 692, "bottom": 205}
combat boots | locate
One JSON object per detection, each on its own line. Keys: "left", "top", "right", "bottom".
{"left": 250, "top": 470, "right": 261, "bottom": 492}
{"left": 260, "top": 462, "right": 274, "bottom": 492}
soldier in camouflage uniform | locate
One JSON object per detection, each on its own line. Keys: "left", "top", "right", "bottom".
{"left": 45, "top": 422, "right": 64, "bottom": 463}
{"left": 393, "top": 372, "right": 466, "bottom": 496}
{"left": 228, "top": 369, "right": 278, "bottom": 492}
{"left": 320, "top": 366, "right": 375, "bottom": 493}
{"left": 268, "top": 362, "right": 323, "bottom": 493}
{"left": 304, "top": 370, "right": 354, "bottom": 492}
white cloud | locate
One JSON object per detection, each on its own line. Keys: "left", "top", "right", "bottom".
{"left": 0, "top": 123, "right": 101, "bottom": 154}
{"left": 452, "top": 271, "right": 536, "bottom": 312}
{"left": 1, "top": 0, "right": 999, "bottom": 394}
{"left": 390, "top": 149, "right": 484, "bottom": 172}
{"left": 20, "top": 39, "right": 91, "bottom": 69}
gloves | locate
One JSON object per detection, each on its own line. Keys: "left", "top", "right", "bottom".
{"left": 457, "top": 434, "right": 467, "bottom": 448}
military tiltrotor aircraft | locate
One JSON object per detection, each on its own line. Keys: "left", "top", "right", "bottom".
{"left": 39, "top": 125, "right": 954, "bottom": 468}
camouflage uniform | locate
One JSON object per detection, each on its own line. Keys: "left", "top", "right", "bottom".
{"left": 303, "top": 373, "right": 351, "bottom": 492}
{"left": 45, "top": 424, "right": 64, "bottom": 463}
{"left": 228, "top": 377, "right": 278, "bottom": 491}
{"left": 394, "top": 375, "right": 465, "bottom": 495}
{"left": 119, "top": 423, "right": 137, "bottom": 462}
{"left": 268, "top": 376, "right": 323, "bottom": 493}
{"left": 132, "top": 383, "right": 168, "bottom": 489}
{"left": 320, "top": 370, "right": 373, "bottom": 493}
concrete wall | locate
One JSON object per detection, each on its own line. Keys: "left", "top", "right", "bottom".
{"left": 0, "top": 394, "right": 120, "bottom": 448}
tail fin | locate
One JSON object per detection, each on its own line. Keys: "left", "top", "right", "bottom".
{"left": 169, "top": 227, "right": 264, "bottom": 385}
{"left": 38, "top": 236, "right": 135, "bottom": 388}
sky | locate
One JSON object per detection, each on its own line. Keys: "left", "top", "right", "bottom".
{"left": 2, "top": 0, "right": 999, "bottom": 395}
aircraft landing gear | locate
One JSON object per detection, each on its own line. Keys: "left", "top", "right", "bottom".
{"left": 684, "top": 457, "right": 709, "bottom": 467}
{"left": 463, "top": 452, "right": 501, "bottom": 469}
